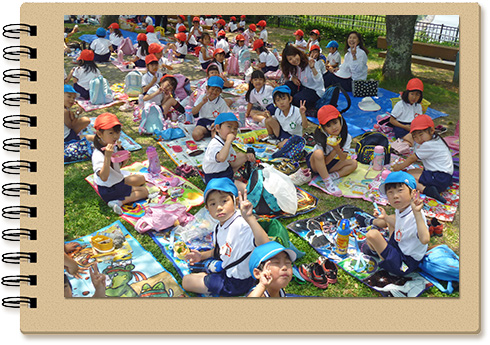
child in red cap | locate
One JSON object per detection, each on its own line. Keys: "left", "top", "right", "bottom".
{"left": 108, "top": 23, "right": 123, "bottom": 51}
{"left": 175, "top": 15, "right": 186, "bottom": 33}
{"left": 306, "top": 105, "right": 357, "bottom": 196}
{"left": 188, "top": 17, "right": 203, "bottom": 51}
{"left": 243, "top": 23, "right": 256, "bottom": 47}
{"left": 129, "top": 33, "right": 149, "bottom": 67}
{"left": 253, "top": 39, "right": 279, "bottom": 73}
{"left": 391, "top": 114, "right": 453, "bottom": 204}
{"left": 198, "top": 32, "right": 214, "bottom": 70}
{"left": 257, "top": 20, "right": 268, "bottom": 46}
{"left": 293, "top": 29, "right": 307, "bottom": 52}
{"left": 166, "top": 32, "right": 188, "bottom": 59}
{"left": 228, "top": 16, "right": 238, "bottom": 33}
{"left": 238, "top": 15, "right": 246, "bottom": 32}
{"left": 91, "top": 113, "right": 149, "bottom": 214}
{"left": 307, "top": 29, "right": 321, "bottom": 53}
{"left": 65, "top": 50, "right": 102, "bottom": 100}
{"left": 145, "top": 25, "right": 161, "bottom": 45}
{"left": 210, "top": 49, "right": 234, "bottom": 88}
{"left": 215, "top": 30, "right": 230, "bottom": 58}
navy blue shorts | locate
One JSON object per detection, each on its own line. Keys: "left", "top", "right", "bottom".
{"left": 204, "top": 165, "right": 234, "bottom": 184}
{"left": 379, "top": 235, "right": 422, "bottom": 276}
{"left": 305, "top": 151, "right": 339, "bottom": 173}
{"left": 419, "top": 170, "right": 453, "bottom": 193}
{"left": 393, "top": 121, "right": 411, "bottom": 139}
{"left": 97, "top": 179, "right": 132, "bottom": 203}
{"left": 195, "top": 118, "right": 214, "bottom": 137}
{"left": 73, "top": 83, "right": 89, "bottom": 100}
{"left": 64, "top": 129, "right": 80, "bottom": 143}
{"left": 94, "top": 52, "right": 111, "bottom": 62}
{"left": 204, "top": 270, "right": 255, "bottom": 297}
{"left": 277, "top": 127, "right": 292, "bottom": 142}
{"left": 175, "top": 54, "right": 186, "bottom": 59}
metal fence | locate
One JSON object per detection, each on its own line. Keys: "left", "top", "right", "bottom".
{"left": 268, "top": 15, "right": 459, "bottom": 46}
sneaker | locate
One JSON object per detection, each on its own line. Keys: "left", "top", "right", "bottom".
{"left": 298, "top": 263, "right": 328, "bottom": 289}
{"left": 290, "top": 168, "right": 312, "bottom": 185}
{"left": 428, "top": 218, "right": 443, "bottom": 237}
{"left": 317, "top": 256, "right": 338, "bottom": 284}
{"left": 259, "top": 134, "right": 279, "bottom": 145}
{"left": 107, "top": 200, "right": 123, "bottom": 215}
{"left": 322, "top": 178, "right": 342, "bottom": 196}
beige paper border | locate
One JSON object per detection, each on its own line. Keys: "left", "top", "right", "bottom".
{"left": 18, "top": 3, "right": 479, "bottom": 334}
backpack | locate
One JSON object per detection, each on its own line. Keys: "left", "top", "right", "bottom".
{"left": 227, "top": 54, "right": 239, "bottom": 76}
{"left": 271, "top": 135, "right": 306, "bottom": 161}
{"left": 418, "top": 244, "right": 459, "bottom": 294}
{"left": 118, "top": 37, "right": 136, "bottom": 56}
{"left": 139, "top": 102, "right": 166, "bottom": 135}
{"left": 355, "top": 132, "right": 391, "bottom": 165}
{"left": 124, "top": 70, "right": 143, "bottom": 97}
{"left": 238, "top": 48, "right": 251, "bottom": 74}
{"left": 64, "top": 137, "right": 93, "bottom": 164}
{"left": 89, "top": 75, "right": 114, "bottom": 105}
{"left": 315, "top": 84, "right": 351, "bottom": 115}
{"left": 172, "top": 74, "right": 191, "bottom": 101}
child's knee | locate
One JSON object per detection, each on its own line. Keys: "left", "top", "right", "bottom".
{"left": 311, "top": 149, "right": 323, "bottom": 161}
{"left": 366, "top": 229, "right": 381, "bottom": 243}
{"left": 347, "top": 159, "right": 358, "bottom": 172}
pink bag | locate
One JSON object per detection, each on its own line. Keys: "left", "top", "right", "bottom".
{"left": 227, "top": 54, "right": 239, "bottom": 76}
{"left": 118, "top": 37, "right": 136, "bottom": 56}
{"left": 135, "top": 203, "right": 194, "bottom": 233}
{"left": 373, "top": 114, "right": 393, "bottom": 135}
{"left": 444, "top": 121, "right": 459, "bottom": 150}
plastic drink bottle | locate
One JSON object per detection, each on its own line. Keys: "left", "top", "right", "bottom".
{"left": 146, "top": 146, "right": 161, "bottom": 175}
{"left": 238, "top": 105, "right": 246, "bottom": 127}
{"left": 185, "top": 105, "right": 194, "bottom": 124}
{"left": 335, "top": 219, "right": 351, "bottom": 256}
{"left": 372, "top": 145, "right": 385, "bottom": 171}
{"left": 167, "top": 49, "right": 174, "bottom": 63}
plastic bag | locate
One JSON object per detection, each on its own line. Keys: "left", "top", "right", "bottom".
{"left": 261, "top": 163, "right": 297, "bottom": 215}
{"left": 175, "top": 208, "right": 218, "bottom": 245}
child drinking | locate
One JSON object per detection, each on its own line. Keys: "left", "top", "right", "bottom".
{"left": 390, "top": 78, "right": 424, "bottom": 143}
{"left": 247, "top": 241, "right": 296, "bottom": 297}
{"left": 244, "top": 69, "right": 275, "bottom": 125}
{"left": 65, "top": 49, "right": 101, "bottom": 100}
{"left": 391, "top": 115, "right": 453, "bottom": 204}
{"left": 307, "top": 105, "right": 358, "bottom": 196}
{"left": 91, "top": 113, "right": 148, "bottom": 214}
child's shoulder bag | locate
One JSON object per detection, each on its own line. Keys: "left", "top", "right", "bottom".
{"left": 355, "top": 131, "right": 391, "bottom": 165}
{"left": 89, "top": 75, "right": 114, "bottom": 105}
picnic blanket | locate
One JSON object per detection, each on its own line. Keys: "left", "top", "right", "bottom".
{"left": 307, "top": 87, "right": 448, "bottom": 138}
{"left": 65, "top": 220, "right": 187, "bottom": 297}
{"left": 287, "top": 205, "right": 432, "bottom": 297}
{"left": 80, "top": 117, "right": 142, "bottom": 151}
{"left": 75, "top": 90, "right": 126, "bottom": 112}
{"left": 85, "top": 161, "right": 204, "bottom": 226}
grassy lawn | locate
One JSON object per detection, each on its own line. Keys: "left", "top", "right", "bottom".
{"left": 64, "top": 23, "right": 459, "bottom": 297}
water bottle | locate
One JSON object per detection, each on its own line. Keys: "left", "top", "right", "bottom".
{"left": 146, "top": 146, "right": 161, "bottom": 175}
{"left": 335, "top": 219, "right": 351, "bottom": 256}
{"left": 185, "top": 105, "right": 194, "bottom": 124}
{"left": 167, "top": 48, "right": 174, "bottom": 63}
{"left": 372, "top": 145, "right": 385, "bottom": 171}
{"left": 238, "top": 105, "right": 246, "bottom": 127}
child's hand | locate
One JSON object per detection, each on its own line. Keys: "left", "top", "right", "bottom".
{"left": 257, "top": 261, "right": 273, "bottom": 288}
{"left": 246, "top": 152, "right": 256, "bottom": 162}
{"left": 374, "top": 206, "right": 387, "bottom": 220}
{"left": 184, "top": 249, "right": 202, "bottom": 265}
{"left": 411, "top": 189, "right": 424, "bottom": 213}
{"left": 104, "top": 144, "right": 115, "bottom": 158}
{"left": 238, "top": 190, "right": 254, "bottom": 219}
{"left": 89, "top": 264, "right": 106, "bottom": 297}
{"left": 299, "top": 100, "right": 307, "bottom": 116}
{"left": 226, "top": 132, "right": 236, "bottom": 143}
{"left": 64, "top": 257, "right": 88, "bottom": 279}
{"left": 308, "top": 57, "right": 316, "bottom": 69}
{"left": 390, "top": 163, "right": 402, "bottom": 172}
{"left": 64, "top": 242, "right": 81, "bottom": 254}
{"left": 291, "top": 75, "right": 301, "bottom": 87}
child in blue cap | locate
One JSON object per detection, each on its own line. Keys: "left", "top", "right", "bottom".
{"left": 325, "top": 40, "right": 341, "bottom": 72}
{"left": 247, "top": 241, "right": 296, "bottom": 297}
{"left": 64, "top": 84, "right": 93, "bottom": 142}
{"left": 191, "top": 76, "right": 230, "bottom": 141}
{"left": 90, "top": 27, "right": 113, "bottom": 62}
{"left": 202, "top": 112, "right": 255, "bottom": 185}
{"left": 182, "top": 177, "right": 270, "bottom": 297}
{"left": 262, "top": 85, "right": 307, "bottom": 147}
{"left": 364, "top": 171, "right": 430, "bottom": 276}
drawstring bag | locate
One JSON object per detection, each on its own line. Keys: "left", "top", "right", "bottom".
{"left": 154, "top": 127, "right": 185, "bottom": 141}
{"left": 135, "top": 203, "right": 194, "bottom": 234}
{"left": 271, "top": 135, "right": 306, "bottom": 161}
{"left": 64, "top": 137, "right": 93, "bottom": 164}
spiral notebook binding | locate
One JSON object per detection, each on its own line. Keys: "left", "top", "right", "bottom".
{"left": 2, "top": 24, "right": 37, "bottom": 39}
{"left": 3, "top": 68, "right": 38, "bottom": 83}
{"left": 3, "top": 115, "right": 37, "bottom": 129}
{"left": 2, "top": 22, "right": 39, "bottom": 310}
{"left": 2, "top": 297, "right": 37, "bottom": 309}
{"left": 2, "top": 160, "right": 38, "bottom": 174}
{"left": 2, "top": 228, "right": 37, "bottom": 241}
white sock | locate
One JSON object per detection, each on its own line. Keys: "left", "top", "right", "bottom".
{"left": 330, "top": 172, "right": 340, "bottom": 180}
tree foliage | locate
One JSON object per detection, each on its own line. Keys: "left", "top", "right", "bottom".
{"left": 101, "top": 15, "right": 120, "bottom": 28}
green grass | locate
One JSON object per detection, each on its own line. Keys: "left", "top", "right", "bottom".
{"left": 64, "top": 24, "right": 459, "bottom": 298}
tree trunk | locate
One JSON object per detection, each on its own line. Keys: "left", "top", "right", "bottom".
{"left": 382, "top": 15, "right": 418, "bottom": 80}
{"left": 101, "top": 15, "right": 120, "bottom": 29}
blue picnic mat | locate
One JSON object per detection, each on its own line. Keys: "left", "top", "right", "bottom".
{"left": 79, "top": 29, "right": 167, "bottom": 45}
{"left": 307, "top": 87, "right": 448, "bottom": 138}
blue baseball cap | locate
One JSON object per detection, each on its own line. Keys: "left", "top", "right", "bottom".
{"left": 248, "top": 241, "right": 296, "bottom": 275}
{"left": 204, "top": 177, "right": 238, "bottom": 203}
{"left": 326, "top": 40, "right": 339, "bottom": 48}
{"left": 96, "top": 27, "right": 107, "bottom": 37}
{"left": 64, "top": 84, "right": 79, "bottom": 97}
{"left": 207, "top": 76, "right": 225, "bottom": 89}
{"left": 379, "top": 171, "right": 417, "bottom": 196}
{"left": 214, "top": 112, "right": 238, "bottom": 126}
{"left": 272, "top": 85, "right": 291, "bottom": 97}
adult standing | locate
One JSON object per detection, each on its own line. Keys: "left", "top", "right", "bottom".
{"left": 323, "top": 31, "right": 369, "bottom": 92}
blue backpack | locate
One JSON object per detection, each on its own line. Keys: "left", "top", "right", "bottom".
{"left": 315, "top": 84, "right": 351, "bottom": 114}
{"left": 418, "top": 244, "right": 459, "bottom": 294}
{"left": 124, "top": 70, "right": 143, "bottom": 97}
{"left": 139, "top": 102, "right": 166, "bottom": 135}
{"left": 89, "top": 75, "right": 114, "bottom": 105}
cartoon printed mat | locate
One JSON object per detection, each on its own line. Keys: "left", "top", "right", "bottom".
{"left": 307, "top": 87, "right": 448, "bottom": 138}
{"left": 190, "top": 77, "right": 248, "bottom": 96}
{"left": 65, "top": 220, "right": 187, "bottom": 297}
{"left": 80, "top": 117, "right": 142, "bottom": 151}
{"left": 254, "top": 187, "right": 318, "bottom": 220}
{"left": 85, "top": 161, "right": 204, "bottom": 226}
{"left": 286, "top": 205, "right": 432, "bottom": 297}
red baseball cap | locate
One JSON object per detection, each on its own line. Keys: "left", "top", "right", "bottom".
{"left": 137, "top": 33, "right": 147, "bottom": 41}
{"left": 410, "top": 114, "right": 434, "bottom": 133}
{"left": 148, "top": 43, "right": 164, "bottom": 54}
{"left": 179, "top": 15, "right": 186, "bottom": 21}
{"left": 294, "top": 29, "right": 304, "bottom": 36}
{"left": 146, "top": 25, "right": 155, "bottom": 33}
{"left": 145, "top": 54, "right": 159, "bottom": 65}
{"left": 240, "top": 15, "right": 246, "bottom": 19}
{"left": 174, "top": 32, "right": 187, "bottom": 42}
{"left": 218, "top": 30, "right": 226, "bottom": 37}
{"left": 235, "top": 34, "right": 245, "bottom": 41}
{"left": 406, "top": 78, "right": 424, "bottom": 92}
{"left": 108, "top": 23, "right": 119, "bottom": 29}
{"left": 257, "top": 20, "right": 266, "bottom": 27}
{"left": 253, "top": 39, "right": 264, "bottom": 50}
{"left": 77, "top": 49, "right": 94, "bottom": 61}
{"left": 178, "top": 25, "right": 187, "bottom": 32}
{"left": 230, "top": 16, "right": 236, "bottom": 21}
{"left": 213, "top": 48, "right": 225, "bottom": 57}
{"left": 318, "top": 105, "right": 341, "bottom": 125}
{"left": 310, "top": 44, "right": 320, "bottom": 51}
{"left": 193, "top": 16, "right": 200, "bottom": 22}
{"left": 249, "top": 24, "right": 256, "bottom": 32}
{"left": 310, "top": 29, "right": 320, "bottom": 36}
{"left": 94, "top": 113, "right": 121, "bottom": 131}
{"left": 217, "top": 19, "right": 226, "bottom": 26}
